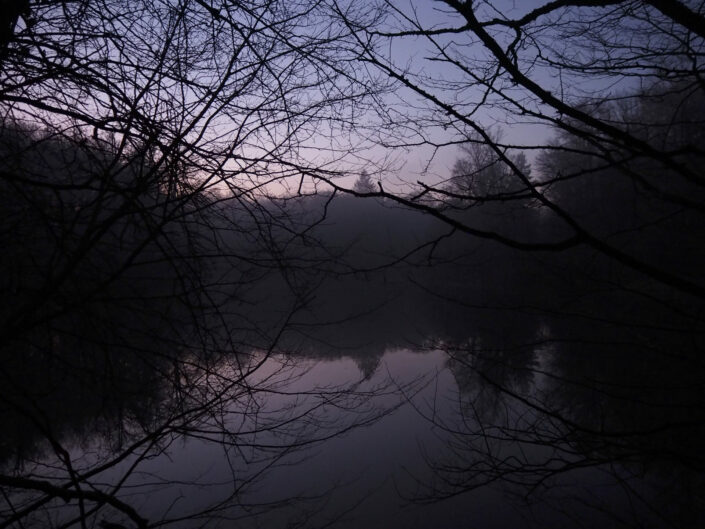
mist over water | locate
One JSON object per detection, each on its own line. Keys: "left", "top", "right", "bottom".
{"left": 2, "top": 188, "right": 702, "bottom": 528}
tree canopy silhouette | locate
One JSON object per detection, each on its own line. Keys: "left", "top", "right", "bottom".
{"left": 1, "top": 1, "right": 704, "bottom": 528}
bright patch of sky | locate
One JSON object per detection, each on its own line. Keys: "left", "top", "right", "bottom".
{"left": 348, "top": 0, "right": 648, "bottom": 190}
{"left": 338, "top": 0, "right": 552, "bottom": 190}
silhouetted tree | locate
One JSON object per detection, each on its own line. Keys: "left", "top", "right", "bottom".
{"left": 450, "top": 131, "right": 530, "bottom": 199}
{"left": 352, "top": 170, "right": 376, "bottom": 194}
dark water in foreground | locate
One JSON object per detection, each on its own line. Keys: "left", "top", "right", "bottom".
{"left": 2, "top": 267, "right": 704, "bottom": 529}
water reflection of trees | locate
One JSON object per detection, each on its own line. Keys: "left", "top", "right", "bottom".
{"left": 410, "top": 268, "right": 705, "bottom": 528}
{"left": 0, "top": 308, "right": 397, "bottom": 528}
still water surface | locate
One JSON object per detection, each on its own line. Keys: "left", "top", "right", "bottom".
{"left": 2, "top": 271, "right": 703, "bottom": 528}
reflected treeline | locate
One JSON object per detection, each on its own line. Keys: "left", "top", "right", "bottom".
{"left": 427, "top": 309, "right": 705, "bottom": 528}
{"left": 0, "top": 301, "right": 171, "bottom": 469}
{"left": 369, "top": 240, "right": 704, "bottom": 527}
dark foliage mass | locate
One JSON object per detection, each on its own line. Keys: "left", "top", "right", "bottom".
{"left": 1, "top": 1, "right": 704, "bottom": 528}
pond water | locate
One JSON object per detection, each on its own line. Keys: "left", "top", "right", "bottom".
{"left": 2, "top": 268, "right": 704, "bottom": 528}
